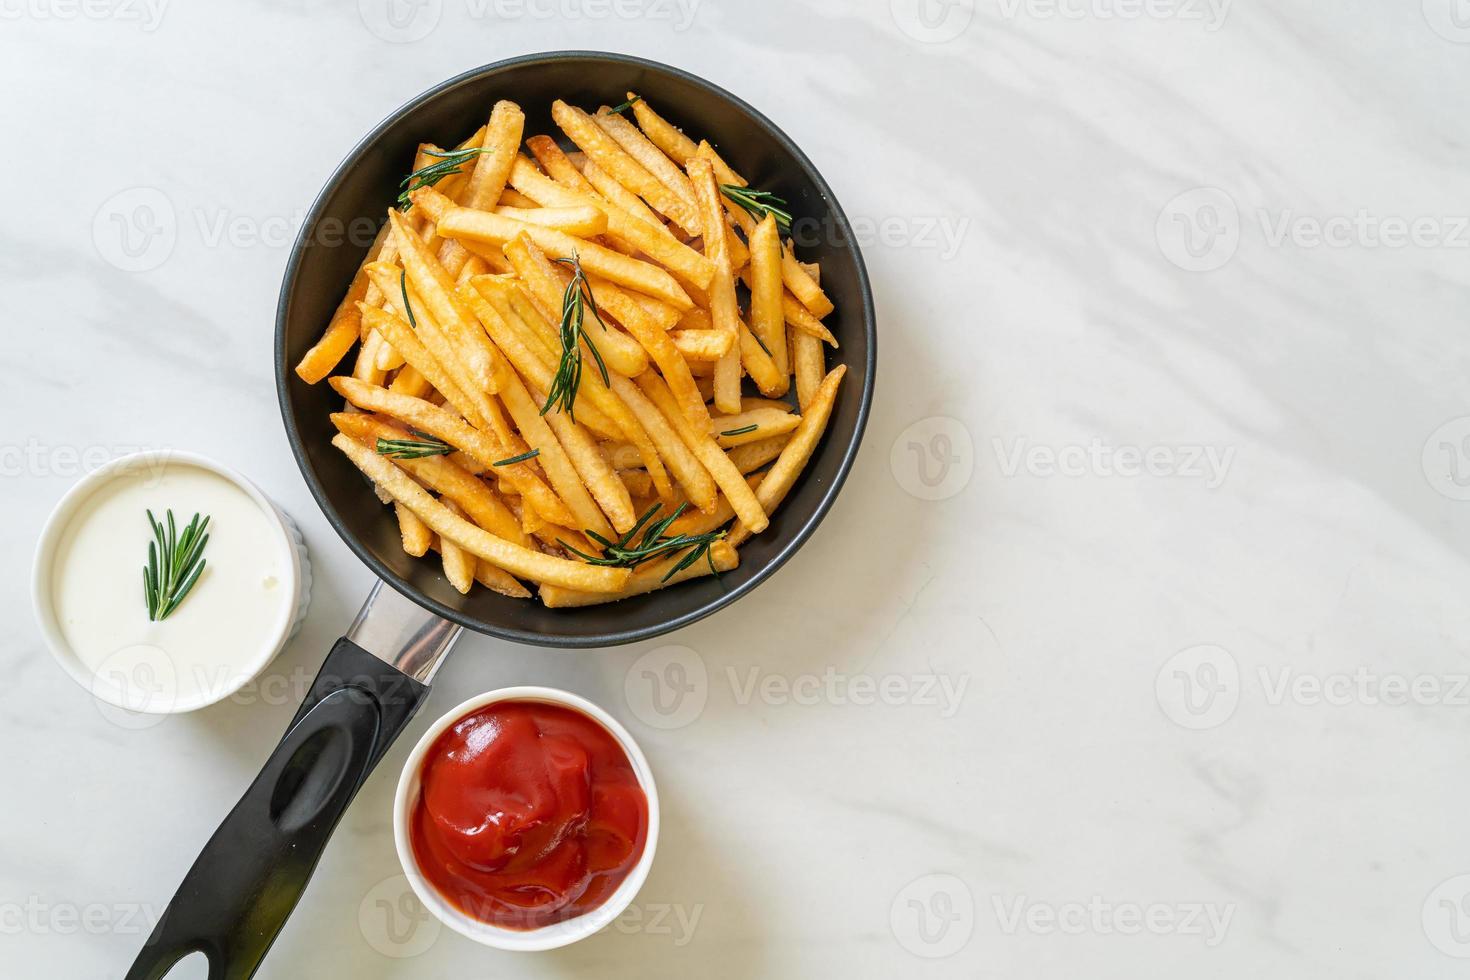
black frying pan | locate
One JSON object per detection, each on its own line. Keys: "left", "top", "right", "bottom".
{"left": 125, "top": 51, "right": 875, "bottom": 979}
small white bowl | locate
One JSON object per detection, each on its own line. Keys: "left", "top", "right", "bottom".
{"left": 32, "top": 450, "right": 311, "bottom": 715}
{"left": 394, "top": 686, "right": 660, "bottom": 952}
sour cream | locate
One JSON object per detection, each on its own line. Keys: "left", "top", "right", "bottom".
{"left": 35, "top": 454, "right": 309, "bottom": 714}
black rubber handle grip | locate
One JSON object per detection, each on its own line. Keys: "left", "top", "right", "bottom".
{"left": 123, "top": 637, "right": 432, "bottom": 980}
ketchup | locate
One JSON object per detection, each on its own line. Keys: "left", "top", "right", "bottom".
{"left": 410, "top": 700, "right": 649, "bottom": 930}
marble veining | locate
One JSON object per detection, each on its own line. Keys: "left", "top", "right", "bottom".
{"left": 4, "top": 1, "right": 1470, "bottom": 977}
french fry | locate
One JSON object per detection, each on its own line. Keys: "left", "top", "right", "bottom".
{"left": 461, "top": 100, "right": 524, "bottom": 209}
{"left": 711, "top": 407, "right": 802, "bottom": 447}
{"left": 728, "top": 365, "right": 845, "bottom": 545}
{"left": 498, "top": 187, "right": 539, "bottom": 208}
{"left": 737, "top": 316, "right": 788, "bottom": 397}
{"left": 727, "top": 434, "right": 792, "bottom": 474}
{"left": 477, "top": 277, "right": 672, "bottom": 503}
{"left": 616, "top": 377, "right": 717, "bottom": 512}
{"left": 601, "top": 442, "right": 644, "bottom": 470}
{"left": 580, "top": 159, "right": 672, "bottom": 234}
{"left": 502, "top": 290, "right": 670, "bottom": 504}
{"left": 331, "top": 433, "right": 630, "bottom": 592}
{"left": 329, "top": 377, "right": 576, "bottom": 528}
{"left": 296, "top": 221, "right": 391, "bottom": 383}
{"left": 319, "top": 100, "right": 846, "bottom": 604}
{"left": 504, "top": 236, "right": 706, "bottom": 429}
{"left": 595, "top": 106, "right": 699, "bottom": 208}
{"left": 389, "top": 363, "right": 432, "bottom": 398}
{"left": 542, "top": 407, "right": 637, "bottom": 533}
{"left": 628, "top": 292, "right": 682, "bottom": 332}
{"left": 387, "top": 209, "right": 498, "bottom": 391}
{"left": 438, "top": 206, "right": 694, "bottom": 310}
{"left": 498, "top": 373, "right": 616, "bottom": 540}
{"left": 375, "top": 335, "right": 407, "bottom": 372}
{"left": 781, "top": 241, "right": 834, "bottom": 318}
{"left": 357, "top": 278, "right": 496, "bottom": 432}
{"left": 667, "top": 474, "right": 761, "bottom": 538}
{"left": 587, "top": 272, "right": 710, "bottom": 427}
{"left": 352, "top": 329, "right": 389, "bottom": 385}
{"left": 540, "top": 540, "right": 738, "bottom": 607}
{"left": 427, "top": 535, "right": 532, "bottom": 599}
{"left": 676, "top": 306, "right": 713, "bottom": 332}
{"left": 408, "top": 186, "right": 512, "bottom": 270}
{"left": 437, "top": 502, "right": 476, "bottom": 594}
{"left": 670, "top": 329, "right": 735, "bottom": 361}
{"left": 330, "top": 413, "right": 528, "bottom": 547}
{"left": 637, "top": 372, "right": 767, "bottom": 532}
{"left": 687, "top": 158, "right": 743, "bottom": 414}
{"left": 490, "top": 242, "right": 651, "bottom": 379}
{"left": 493, "top": 204, "right": 608, "bottom": 237}
{"left": 792, "top": 328, "right": 825, "bottom": 411}
{"left": 748, "top": 214, "right": 788, "bottom": 374}
{"left": 552, "top": 100, "right": 702, "bottom": 236}
{"left": 692, "top": 139, "right": 746, "bottom": 191}
{"left": 629, "top": 94, "right": 699, "bottom": 167}
{"left": 775, "top": 288, "right": 839, "bottom": 346}
{"left": 508, "top": 156, "right": 714, "bottom": 288}
{"left": 525, "top": 136, "right": 600, "bottom": 195}
{"left": 460, "top": 278, "right": 621, "bottom": 439}
{"left": 396, "top": 502, "right": 431, "bottom": 557}
{"left": 617, "top": 468, "right": 654, "bottom": 499}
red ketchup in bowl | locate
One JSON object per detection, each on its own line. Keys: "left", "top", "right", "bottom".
{"left": 410, "top": 700, "right": 649, "bottom": 930}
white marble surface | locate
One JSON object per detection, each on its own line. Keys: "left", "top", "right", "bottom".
{"left": 5, "top": 1, "right": 1470, "bottom": 977}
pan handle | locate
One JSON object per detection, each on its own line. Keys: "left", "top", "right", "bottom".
{"left": 124, "top": 584, "right": 459, "bottom": 980}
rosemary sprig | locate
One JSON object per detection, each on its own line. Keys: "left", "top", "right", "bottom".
{"left": 399, "top": 270, "right": 416, "bottom": 329}
{"left": 561, "top": 502, "right": 725, "bottom": 582}
{"left": 721, "top": 424, "right": 759, "bottom": 437}
{"left": 397, "top": 147, "right": 493, "bottom": 211}
{"left": 749, "top": 327, "right": 772, "bottom": 357}
{"left": 606, "top": 96, "right": 642, "bottom": 116}
{"left": 721, "top": 184, "right": 792, "bottom": 236}
{"left": 493, "top": 449, "right": 540, "bottom": 467}
{"left": 541, "top": 252, "right": 610, "bottom": 422}
{"left": 142, "top": 510, "right": 211, "bottom": 622}
{"left": 376, "top": 435, "right": 452, "bottom": 459}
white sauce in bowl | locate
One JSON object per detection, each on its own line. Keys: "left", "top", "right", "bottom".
{"left": 48, "top": 462, "right": 296, "bottom": 713}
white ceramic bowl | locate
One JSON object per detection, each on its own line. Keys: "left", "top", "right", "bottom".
{"left": 394, "top": 686, "right": 660, "bottom": 952}
{"left": 32, "top": 450, "right": 311, "bottom": 714}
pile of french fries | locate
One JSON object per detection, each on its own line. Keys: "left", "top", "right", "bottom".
{"left": 296, "top": 94, "right": 845, "bottom": 607}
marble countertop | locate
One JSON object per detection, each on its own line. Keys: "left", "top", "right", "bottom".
{"left": 6, "top": 2, "right": 1470, "bottom": 977}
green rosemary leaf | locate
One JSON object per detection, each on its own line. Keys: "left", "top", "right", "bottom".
{"left": 376, "top": 436, "right": 453, "bottom": 460}
{"left": 606, "top": 96, "right": 642, "bottom": 116}
{"left": 492, "top": 449, "right": 541, "bottom": 467}
{"left": 397, "top": 147, "right": 493, "bottom": 211}
{"left": 720, "top": 424, "right": 759, "bottom": 437}
{"left": 541, "top": 252, "right": 611, "bottom": 422}
{"left": 399, "top": 270, "right": 417, "bottom": 329}
{"left": 720, "top": 184, "right": 793, "bottom": 236}
{"left": 560, "top": 502, "right": 726, "bottom": 580}
{"left": 141, "top": 510, "right": 211, "bottom": 622}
